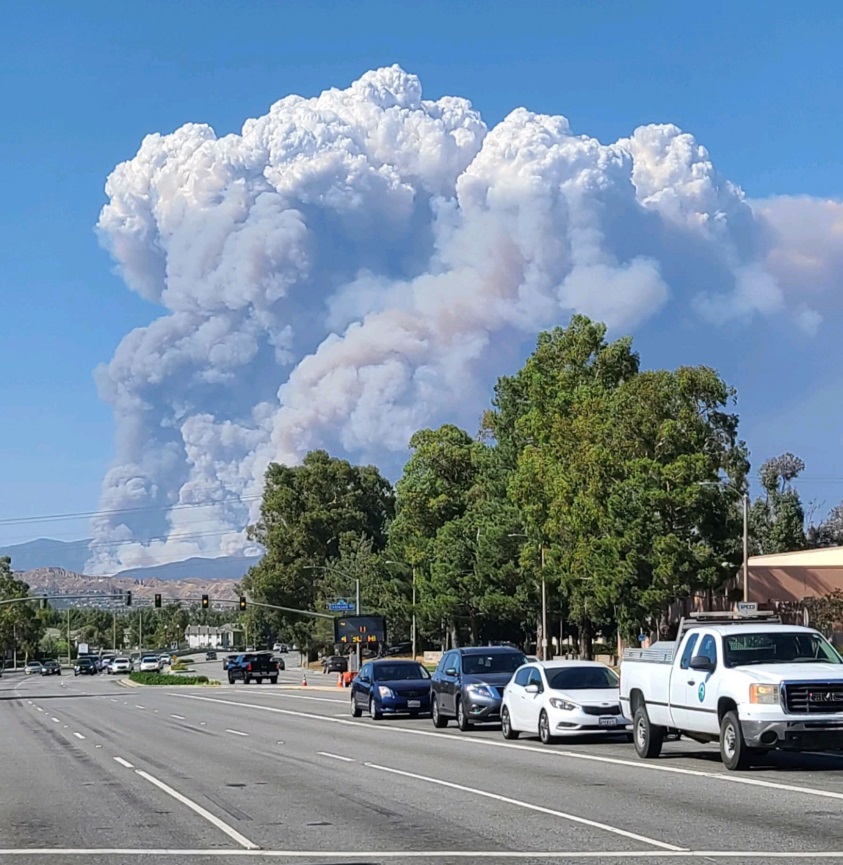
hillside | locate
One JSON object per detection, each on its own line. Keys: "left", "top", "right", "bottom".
{"left": 18, "top": 567, "right": 240, "bottom": 605}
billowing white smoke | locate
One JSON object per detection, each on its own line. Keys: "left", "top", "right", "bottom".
{"left": 87, "top": 65, "right": 835, "bottom": 573}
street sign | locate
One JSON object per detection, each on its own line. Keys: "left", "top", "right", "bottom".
{"left": 77, "top": 642, "right": 89, "bottom": 655}
{"left": 328, "top": 599, "right": 355, "bottom": 612}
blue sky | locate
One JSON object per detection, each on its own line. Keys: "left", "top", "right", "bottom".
{"left": 2, "top": 0, "right": 843, "bottom": 550}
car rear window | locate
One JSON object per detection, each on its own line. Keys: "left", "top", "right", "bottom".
{"left": 547, "top": 667, "right": 619, "bottom": 690}
{"left": 373, "top": 663, "right": 430, "bottom": 681}
{"left": 461, "top": 652, "right": 527, "bottom": 674}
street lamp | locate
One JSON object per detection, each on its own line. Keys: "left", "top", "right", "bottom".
{"left": 385, "top": 560, "right": 416, "bottom": 661}
{"left": 509, "top": 533, "right": 547, "bottom": 661}
{"left": 698, "top": 481, "right": 750, "bottom": 603}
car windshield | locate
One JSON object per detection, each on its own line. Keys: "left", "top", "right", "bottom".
{"left": 373, "top": 663, "right": 430, "bottom": 681}
{"left": 115, "top": 658, "right": 129, "bottom": 663}
{"left": 723, "top": 632, "right": 843, "bottom": 667}
{"left": 142, "top": 656, "right": 158, "bottom": 662}
{"left": 547, "top": 666, "right": 619, "bottom": 690}
{"left": 461, "top": 652, "right": 527, "bottom": 675}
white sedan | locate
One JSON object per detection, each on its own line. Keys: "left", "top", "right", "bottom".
{"left": 501, "top": 660, "right": 631, "bottom": 744}
{"left": 138, "top": 656, "right": 161, "bottom": 672}
{"left": 109, "top": 657, "right": 132, "bottom": 675}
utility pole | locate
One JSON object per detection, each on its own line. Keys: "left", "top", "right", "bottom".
{"left": 540, "top": 543, "right": 547, "bottom": 661}
{"left": 356, "top": 578, "right": 362, "bottom": 669}
{"left": 742, "top": 492, "right": 749, "bottom": 603}
{"left": 411, "top": 566, "right": 417, "bottom": 662}
{"left": 113, "top": 610, "right": 117, "bottom": 651}
{"left": 66, "top": 608, "right": 71, "bottom": 666}
{"left": 139, "top": 608, "right": 143, "bottom": 654}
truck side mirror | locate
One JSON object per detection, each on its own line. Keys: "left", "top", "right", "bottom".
{"left": 689, "top": 655, "right": 715, "bottom": 672}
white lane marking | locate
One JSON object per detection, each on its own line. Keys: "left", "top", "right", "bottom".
{"left": 35, "top": 707, "right": 43, "bottom": 713}
{"left": 111, "top": 699, "right": 118, "bottom": 702}
{"left": 226, "top": 729, "right": 250, "bottom": 737}
{"left": 73, "top": 732, "right": 86, "bottom": 740}
{"left": 51, "top": 717, "right": 60, "bottom": 723}
{"left": 366, "top": 762, "right": 683, "bottom": 851}
{"left": 114, "top": 757, "right": 135, "bottom": 768}
{"left": 171, "top": 714, "right": 186, "bottom": 720}
{"left": 0, "top": 849, "right": 840, "bottom": 858}
{"left": 248, "top": 692, "right": 347, "bottom": 704}
{"left": 318, "top": 751, "right": 355, "bottom": 762}
{"left": 134, "top": 768, "right": 259, "bottom": 850}
{"left": 134, "top": 704, "right": 146, "bottom": 709}
{"left": 177, "top": 693, "right": 843, "bottom": 805}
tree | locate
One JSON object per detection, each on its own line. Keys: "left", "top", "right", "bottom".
{"left": 0, "top": 557, "right": 43, "bottom": 661}
{"left": 494, "top": 316, "right": 747, "bottom": 656}
{"left": 750, "top": 453, "right": 807, "bottom": 554}
{"left": 807, "top": 502, "right": 843, "bottom": 548}
{"left": 243, "top": 450, "right": 394, "bottom": 657}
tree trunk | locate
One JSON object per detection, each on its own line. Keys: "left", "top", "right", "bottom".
{"left": 449, "top": 620, "right": 460, "bottom": 649}
{"left": 579, "top": 618, "right": 593, "bottom": 661}
{"left": 468, "top": 613, "right": 478, "bottom": 646}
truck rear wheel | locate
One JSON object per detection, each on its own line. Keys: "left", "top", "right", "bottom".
{"left": 720, "top": 710, "right": 752, "bottom": 771}
{"left": 633, "top": 705, "right": 664, "bottom": 759}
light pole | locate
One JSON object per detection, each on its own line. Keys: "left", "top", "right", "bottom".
{"left": 385, "top": 560, "right": 416, "bottom": 660}
{"left": 509, "top": 534, "right": 547, "bottom": 661}
{"left": 698, "top": 481, "right": 750, "bottom": 603}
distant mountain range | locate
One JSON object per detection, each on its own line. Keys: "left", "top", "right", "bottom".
{"left": 0, "top": 537, "right": 262, "bottom": 582}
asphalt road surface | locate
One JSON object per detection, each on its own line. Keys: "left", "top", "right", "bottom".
{"left": 4, "top": 663, "right": 843, "bottom": 865}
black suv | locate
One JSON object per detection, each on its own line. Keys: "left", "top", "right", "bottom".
{"left": 40, "top": 660, "right": 61, "bottom": 676}
{"left": 431, "top": 646, "right": 527, "bottom": 730}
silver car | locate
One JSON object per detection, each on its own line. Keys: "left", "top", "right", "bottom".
{"left": 138, "top": 655, "right": 161, "bottom": 672}
{"left": 109, "top": 657, "right": 132, "bottom": 675}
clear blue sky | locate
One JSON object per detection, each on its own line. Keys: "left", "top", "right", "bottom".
{"left": 2, "top": 0, "right": 843, "bottom": 547}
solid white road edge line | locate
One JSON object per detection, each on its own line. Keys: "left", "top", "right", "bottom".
{"left": 134, "top": 769, "right": 260, "bottom": 850}
{"left": 171, "top": 714, "right": 186, "bottom": 720}
{"left": 50, "top": 717, "right": 60, "bottom": 723}
{"left": 113, "top": 757, "right": 135, "bottom": 768}
{"left": 226, "top": 729, "right": 249, "bottom": 737}
{"left": 73, "top": 732, "right": 85, "bottom": 740}
{"left": 0, "top": 850, "right": 841, "bottom": 858}
{"left": 366, "top": 762, "right": 683, "bottom": 852}
{"left": 317, "top": 751, "right": 355, "bottom": 762}
{"left": 176, "top": 693, "right": 843, "bottom": 804}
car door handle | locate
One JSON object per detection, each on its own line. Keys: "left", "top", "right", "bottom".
{"left": 687, "top": 680, "right": 695, "bottom": 686}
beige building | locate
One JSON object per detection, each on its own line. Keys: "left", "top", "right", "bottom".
{"left": 747, "top": 546, "right": 843, "bottom": 604}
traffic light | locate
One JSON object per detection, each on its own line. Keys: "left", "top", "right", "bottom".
{"left": 126, "top": 591, "right": 132, "bottom": 607}
{"left": 239, "top": 595, "right": 247, "bottom": 611}
{"left": 154, "top": 593, "right": 162, "bottom": 608}
{"left": 201, "top": 594, "right": 209, "bottom": 609}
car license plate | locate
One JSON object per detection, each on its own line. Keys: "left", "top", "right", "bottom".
{"left": 407, "top": 700, "right": 421, "bottom": 708}
{"left": 598, "top": 716, "right": 617, "bottom": 727}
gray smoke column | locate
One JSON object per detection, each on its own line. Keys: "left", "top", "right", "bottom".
{"left": 88, "top": 65, "right": 830, "bottom": 573}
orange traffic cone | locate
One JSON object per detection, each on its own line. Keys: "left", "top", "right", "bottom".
{"left": 337, "top": 674, "right": 342, "bottom": 688}
{"left": 301, "top": 673, "right": 308, "bottom": 687}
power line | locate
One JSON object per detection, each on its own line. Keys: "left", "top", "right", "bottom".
{"left": 0, "top": 492, "right": 263, "bottom": 528}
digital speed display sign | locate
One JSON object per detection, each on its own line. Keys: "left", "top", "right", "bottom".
{"left": 334, "top": 615, "right": 387, "bottom": 646}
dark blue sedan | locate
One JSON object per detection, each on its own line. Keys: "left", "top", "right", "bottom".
{"left": 351, "top": 659, "right": 432, "bottom": 720}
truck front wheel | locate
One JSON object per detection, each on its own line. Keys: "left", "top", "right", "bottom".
{"left": 633, "top": 705, "right": 664, "bottom": 759}
{"left": 720, "top": 710, "right": 752, "bottom": 771}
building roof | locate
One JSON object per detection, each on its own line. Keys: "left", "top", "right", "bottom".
{"left": 748, "top": 546, "right": 843, "bottom": 568}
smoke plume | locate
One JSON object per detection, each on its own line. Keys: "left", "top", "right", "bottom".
{"left": 87, "top": 66, "right": 837, "bottom": 573}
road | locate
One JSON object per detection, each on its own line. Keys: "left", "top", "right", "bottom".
{"left": 4, "top": 659, "right": 843, "bottom": 864}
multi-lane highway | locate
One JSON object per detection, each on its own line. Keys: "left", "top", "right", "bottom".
{"left": 4, "top": 658, "right": 843, "bottom": 864}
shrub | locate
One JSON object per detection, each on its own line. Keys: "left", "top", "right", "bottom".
{"left": 129, "top": 672, "right": 209, "bottom": 686}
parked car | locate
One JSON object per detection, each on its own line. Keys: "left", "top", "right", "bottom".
{"left": 322, "top": 655, "right": 348, "bottom": 674}
{"left": 501, "top": 660, "right": 630, "bottom": 744}
{"left": 24, "top": 661, "right": 43, "bottom": 675}
{"left": 431, "top": 646, "right": 527, "bottom": 730}
{"left": 351, "top": 659, "right": 431, "bottom": 719}
{"left": 74, "top": 658, "right": 98, "bottom": 676}
{"left": 227, "top": 652, "right": 280, "bottom": 685}
{"left": 109, "top": 657, "right": 132, "bottom": 675}
{"left": 620, "top": 610, "right": 843, "bottom": 770}
{"left": 138, "top": 655, "right": 161, "bottom": 672}
{"left": 40, "top": 660, "right": 61, "bottom": 676}
{"left": 385, "top": 642, "right": 413, "bottom": 657}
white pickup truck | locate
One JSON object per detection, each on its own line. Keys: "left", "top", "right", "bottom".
{"left": 620, "top": 611, "right": 843, "bottom": 770}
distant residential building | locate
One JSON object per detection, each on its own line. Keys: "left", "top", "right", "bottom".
{"left": 184, "top": 623, "right": 244, "bottom": 650}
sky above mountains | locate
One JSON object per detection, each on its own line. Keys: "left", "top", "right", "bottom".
{"left": 1, "top": 1, "right": 842, "bottom": 571}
